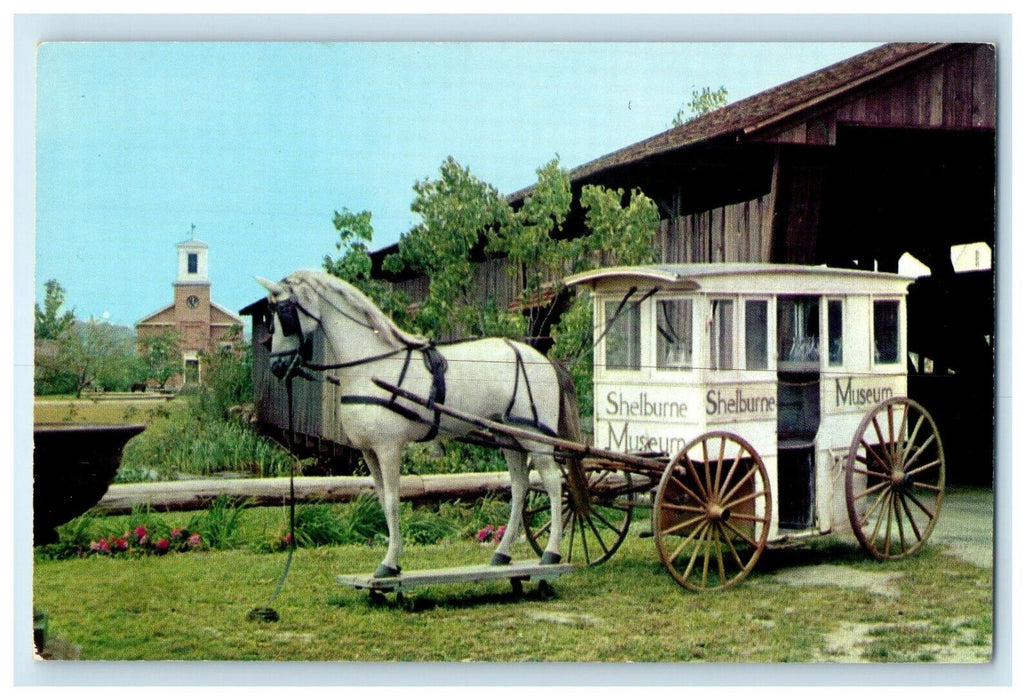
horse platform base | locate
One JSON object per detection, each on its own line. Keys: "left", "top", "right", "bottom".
{"left": 337, "top": 561, "right": 575, "bottom": 607}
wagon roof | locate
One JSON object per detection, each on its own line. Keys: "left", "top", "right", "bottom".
{"left": 565, "top": 263, "right": 914, "bottom": 294}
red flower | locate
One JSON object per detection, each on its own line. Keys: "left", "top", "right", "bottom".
{"left": 113, "top": 537, "right": 129, "bottom": 551}
{"left": 156, "top": 538, "right": 170, "bottom": 554}
{"left": 493, "top": 525, "right": 507, "bottom": 543}
{"left": 170, "top": 528, "right": 185, "bottom": 540}
{"left": 134, "top": 525, "right": 148, "bottom": 542}
{"left": 187, "top": 533, "right": 202, "bottom": 548}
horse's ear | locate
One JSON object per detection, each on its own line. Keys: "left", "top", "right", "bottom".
{"left": 256, "top": 276, "right": 285, "bottom": 296}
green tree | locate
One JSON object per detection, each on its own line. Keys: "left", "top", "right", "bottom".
{"left": 671, "top": 85, "right": 729, "bottom": 127}
{"left": 138, "top": 329, "right": 183, "bottom": 390}
{"left": 340, "top": 155, "right": 659, "bottom": 419}
{"left": 34, "top": 279, "right": 76, "bottom": 340}
{"left": 322, "top": 207, "right": 409, "bottom": 322}
{"left": 195, "top": 326, "right": 253, "bottom": 423}
{"left": 548, "top": 185, "right": 659, "bottom": 413}
{"left": 41, "top": 318, "right": 137, "bottom": 397}
{"left": 383, "top": 157, "right": 515, "bottom": 338}
{"left": 486, "top": 157, "right": 573, "bottom": 341}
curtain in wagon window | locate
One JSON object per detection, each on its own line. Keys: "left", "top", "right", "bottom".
{"left": 777, "top": 296, "right": 820, "bottom": 365}
{"left": 745, "top": 300, "right": 768, "bottom": 370}
{"left": 710, "top": 299, "right": 734, "bottom": 370}
{"left": 605, "top": 301, "right": 640, "bottom": 370}
{"left": 657, "top": 299, "right": 692, "bottom": 370}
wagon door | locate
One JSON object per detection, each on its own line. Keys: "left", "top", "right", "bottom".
{"left": 776, "top": 295, "right": 821, "bottom": 529}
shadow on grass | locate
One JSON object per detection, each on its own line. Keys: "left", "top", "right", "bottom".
{"left": 751, "top": 537, "right": 873, "bottom": 575}
{"left": 606, "top": 535, "right": 942, "bottom": 591}
{"left": 327, "top": 580, "right": 559, "bottom": 613}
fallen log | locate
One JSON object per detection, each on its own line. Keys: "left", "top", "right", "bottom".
{"left": 95, "top": 472, "right": 526, "bottom": 515}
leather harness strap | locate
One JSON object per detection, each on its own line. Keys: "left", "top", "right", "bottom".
{"left": 339, "top": 344, "right": 448, "bottom": 443}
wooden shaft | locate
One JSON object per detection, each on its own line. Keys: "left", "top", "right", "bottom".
{"left": 371, "top": 377, "right": 664, "bottom": 472}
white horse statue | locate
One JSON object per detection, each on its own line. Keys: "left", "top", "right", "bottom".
{"left": 256, "top": 269, "right": 580, "bottom": 578}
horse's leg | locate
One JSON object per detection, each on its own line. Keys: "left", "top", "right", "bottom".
{"left": 370, "top": 443, "right": 404, "bottom": 578}
{"left": 361, "top": 449, "right": 385, "bottom": 505}
{"left": 361, "top": 449, "right": 399, "bottom": 578}
{"left": 535, "top": 453, "right": 566, "bottom": 564}
{"left": 491, "top": 449, "right": 529, "bottom": 566}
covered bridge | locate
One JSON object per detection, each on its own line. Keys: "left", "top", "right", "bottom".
{"left": 371, "top": 42, "right": 996, "bottom": 483}
{"left": 245, "top": 42, "right": 996, "bottom": 482}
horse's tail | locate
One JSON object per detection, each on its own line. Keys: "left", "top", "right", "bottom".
{"left": 550, "top": 358, "right": 584, "bottom": 444}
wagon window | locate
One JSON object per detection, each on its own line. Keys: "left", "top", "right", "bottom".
{"left": 777, "top": 296, "right": 820, "bottom": 365}
{"left": 710, "top": 299, "right": 734, "bottom": 370}
{"left": 657, "top": 299, "right": 692, "bottom": 370}
{"left": 745, "top": 300, "right": 768, "bottom": 370}
{"left": 827, "top": 299, "right": 843, "bottom": 366}
{"left": 605, "top": 301, "right": 640, "bottom": 370}
{"left": 873, "top": 300, "right": 900, "bottom": 364}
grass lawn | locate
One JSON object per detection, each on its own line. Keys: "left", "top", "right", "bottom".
{"left": 33, "top": 515, "right": 993, "bottom": 663}
{"left": 34, "top": 395, "right": 183, "bottom": 425}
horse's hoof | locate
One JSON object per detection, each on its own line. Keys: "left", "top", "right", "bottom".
{"left": 540, "top": 551, "right": 562, "bottom": 565}
{"left": 490, "top": 552, "right": 512, "bottom": 566}
{"left": 373, "top": 564, "right": 401, "bottom": 578}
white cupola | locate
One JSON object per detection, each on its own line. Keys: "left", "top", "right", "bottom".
{"left": 177, "top": 229, "right": 209, "bottom": 284}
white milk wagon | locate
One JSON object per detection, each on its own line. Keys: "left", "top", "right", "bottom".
{"left": 258, "top": 264, "right": 945, "bottom": 597}
{"left": 373, "top": 263, "right": 945, "bottom": 591}
{"left": 510, "top": 262, "right": 945, "bottom": 590}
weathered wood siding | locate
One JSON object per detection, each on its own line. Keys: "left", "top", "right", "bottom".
{"left": 658, "top": 191, "right": 776, "bottom": 264}
{"left": 759, "top": 44, "right": 995, "bottom": 146}
{"left": 251, "top": 323, "right": 349, "bottom": 449}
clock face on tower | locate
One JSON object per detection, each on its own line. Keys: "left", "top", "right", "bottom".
{"left": 186, "top": 295, "right": 200, "bottom": 309}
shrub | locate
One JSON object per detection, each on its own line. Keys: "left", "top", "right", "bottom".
{"left": 402, "top": 506, "right": 457, "bottom": 545}
{"left": 38, "top": 510, "right": 205, "bottom": 560}
{"left": 118, "top": 409, "right": 295, "bottom": 481}
{"left": 437, "top": 494, "right": 513, "bottom": 540}
{"left": 401, "top": 441, "right": 507, "bottom": 475}
{"left": 186, "top": 495, "right": 248, "bottom": 549}
{"left": 336, "top": 492, "right": 389, "bottom": 544}
{"left": 194, "top": 339, "right": 252, "bottom": 423}
{"left": 289, "top": 503, "right": 353, "bottom": 548}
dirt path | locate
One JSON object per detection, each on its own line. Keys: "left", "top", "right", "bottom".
{"left": 779, "top": 487, "right": 995, "bottom": 663}
{"left": 930, "top": 487, "right": 995, "bottom": 570}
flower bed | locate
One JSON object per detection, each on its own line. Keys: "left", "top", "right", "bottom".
{"left": 88, "top": 525, "right": 203, "bottom": 557}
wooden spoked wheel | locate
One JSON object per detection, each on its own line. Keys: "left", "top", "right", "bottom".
{"left": 654, "top": 432, "right": 772, "bottom": 591}
{"left": 845, "top": 397, "right": 946, "bottom": 560}
{"left": 522, "top": 460, "right": 636, "bottom": 567}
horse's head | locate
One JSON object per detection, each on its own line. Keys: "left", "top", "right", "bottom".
{"left": 256, "top": 275, "right": 321, "bottom": 380}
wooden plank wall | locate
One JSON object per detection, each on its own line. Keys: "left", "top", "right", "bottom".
{"left": 658, "top": 191, "right": 775, "bottom": 264}
{"left": 251, "top": 323, "right": 349, "bottom": 448}
{"left": 765, "top": 44, "right": 995, "bottom": 146}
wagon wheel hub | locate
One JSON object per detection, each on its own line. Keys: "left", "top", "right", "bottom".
{"left": 889, "top": 468, "right": 907, "bottom": 488}
{"left": 707, "top": 503, "right": 731, "bottom": 523}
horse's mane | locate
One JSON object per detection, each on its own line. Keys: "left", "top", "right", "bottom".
{"left": 284, "top": 269, "right": 428, "bottom": 348}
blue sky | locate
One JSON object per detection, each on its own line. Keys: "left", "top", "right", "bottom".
{"left": 34, "top": 41, "right": 879, "bottom": 328}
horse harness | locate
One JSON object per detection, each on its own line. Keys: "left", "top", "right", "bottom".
{"left": 267, "top": 295, "right": 555, "bottom": 443}
{"left": 340, "top": 344, "right": 448, "bottom": 442}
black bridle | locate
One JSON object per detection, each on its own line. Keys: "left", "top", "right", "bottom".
{"left": 265, "top": 293, "right": 420, "bottom": 378}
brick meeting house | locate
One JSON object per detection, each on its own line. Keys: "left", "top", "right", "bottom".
{"left": 135, "top": 236, "right": 243, "bottom": 387}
